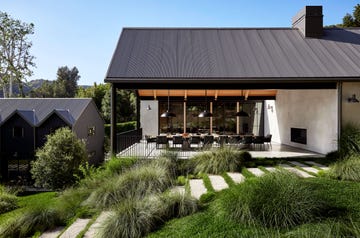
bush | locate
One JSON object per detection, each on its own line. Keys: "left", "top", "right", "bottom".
{"left": 99, "top": 192, "right": 197, "bottom": 238}
{"left": 215, "top": 170, "right": 323, "bottom": 228}
{"left": 339, "top": 123, "right": 360, "bottom": 159}
{"left": 85, "top": 163, "right": 172, "bottom": 208}
{"left": 199, "top": 192, "right": 216, "bottom": 204}
{"left": 104, "top": 121, "right": 136, "bottom": 137}
{"left": 193, "top": 147, "right": 243, "bottom": 174}
{"left": 329, "top": 155, "right": 360, "bottom": 181}
{"left": 0, "top": 185, "right": 18, "bottom": 215}
{"left": 31, "top": 128, "right": 87, "bottom": 190}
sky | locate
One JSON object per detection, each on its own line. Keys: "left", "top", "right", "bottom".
{"left": 2, "top": 0, "right": 359, "bottom": 86}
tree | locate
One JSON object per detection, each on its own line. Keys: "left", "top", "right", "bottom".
{"left": 77, "top": 83, "right": 109, "bottom": 111}
{"left": 342, "top": 4, "right": 360, "bottom": 27}
{"left": 53, "top": 66, "right": 80, "bottom": 97}
{"left": 29, "top": 80, "right": 55, "bottom": 97}
{"left": 31, "top": 127, "right": 87, "bottom": 189}
{"left": 0, "top": 11, "right": 35, "bottom": 98}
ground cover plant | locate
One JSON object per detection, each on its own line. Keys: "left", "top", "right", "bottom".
{"left": 328, "top": 155, "right": 360, "bottom": 181}
{"left": 0, "top": 185, "right": 17, "bottom": 215}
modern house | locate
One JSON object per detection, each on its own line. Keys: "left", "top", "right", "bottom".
{"left": 0, "top": 98, "right": 104, "bottom": 180}
{"left": 105, "top": 6, "right": 360, "bottom": 156}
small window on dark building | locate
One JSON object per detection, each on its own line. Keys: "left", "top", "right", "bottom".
{"left": 88, "top": 126, "right": 96, "bottom": 136}
{"left": 13, "top": 126, "right": 24, "bottom": 138}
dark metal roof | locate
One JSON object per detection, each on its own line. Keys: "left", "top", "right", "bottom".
{"left": 105, "top": 27, "right": 360, "bottom": 83}
{"left": 0, "top": 98, "right": 92, "bottom": 126}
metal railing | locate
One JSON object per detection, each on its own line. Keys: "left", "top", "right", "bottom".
{"left": 116, "top": 129, "right": 143, "bottom": 153}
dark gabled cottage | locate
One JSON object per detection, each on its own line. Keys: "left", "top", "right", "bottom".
{"left": 0, "top": 98, "right": 104, "bottom": 181}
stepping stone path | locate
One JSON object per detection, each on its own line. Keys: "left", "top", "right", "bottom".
{"left": 189, "top": 179, "right": 207, "bottom": 199}
{"left": 289, "top": 161, "right": 320, "bottom": 174}
{"left": 247, "top": 168, "right": 265, "bottom": 177}
{"left": 279, "top": 164, "right": 314, "bottom": 178}
{"left": 208, "top": 175, "right": 228, "bottom": 191}
{"left": 40, "top": 161, "right": 328, "bottom": 238}
{"left": 227, "top": 172, "right": 245, "bottom": 183}
{"left": 84, "top": 211, "right": 113, "bottom": 238}
{"left": 60, "top": 218, "right": 91, "bottom": 238}
{"left": 305, "top": 161, "right": 329, "bottom": 170}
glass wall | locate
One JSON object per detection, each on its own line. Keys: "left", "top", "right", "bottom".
{"left": 213, "top": 102, "right": 237, "bottom": 134}
{"left": 159, "top": 102, "right": 184, "bottom": 134}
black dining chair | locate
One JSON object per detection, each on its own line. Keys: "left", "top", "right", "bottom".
{"left": 156, "top": 135, "right": 168, "bottom": 149}
{"left": 172, "top": 135, "right": 183, "bottom": 148}
{"left": 253, "top": 136, "right": 265, "bottom": 150}
{"left": 189, "top": 135, "right": 201, "bottom": 149}
{"left": 203, "top": 135, "right": 214, "bottom": 149}
{"left": 264, "top": 134, "right": 272, "bottom": 149}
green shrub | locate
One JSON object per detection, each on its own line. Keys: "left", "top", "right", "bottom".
{"left": 239, "top": 151, "right": 252, "bottom": 162}
{"left": 103, "top": 157, "right": 138, "bottom": 176}
{"left": 104, "top": 121, "right": 136, "bottom": 137}
{"left": 153, "top": 151, "right": 179, "bottom": 178}
{"left": 215, "top": 170, "right": 323, "bottom": 228}
{"left": 85, "top": 163, "right": 172, "bottom": 208}
{"left": 329, "top": 155, "right": 360, "bottom": 181}
{"left": 339, "top": 123, "right": 360, "bottom": 159}
{"left": 0, "top": 185, "right": 18, "bottom": 215}
{"left": 31, "top": 127, "right": 87, "bottom": 190}
{"left": 0, "top": 205, "right": 63, "bottom": 237}
{"left": 193, "top": 147, "right": 243, "bottom": 174}
{"left": 176, "top": 176, "right": 186, "bottom": 186}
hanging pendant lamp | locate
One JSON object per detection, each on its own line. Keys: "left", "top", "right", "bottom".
{"left": 161, "top": 89, "right": 176, "bottom": 118}
{"left": 236, "top": 90, "right": 249, "bottom": 117}
{"left": 198, "top": 90, "right": 213, "bottom": 117}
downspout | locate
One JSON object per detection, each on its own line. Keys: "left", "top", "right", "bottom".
{"left": 338, "top": 82, "right": 342, "bottom": 151}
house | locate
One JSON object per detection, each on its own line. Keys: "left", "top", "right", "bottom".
{"left": 105, "top": 6, "right": 360, "bottom": 156}
{"left": 0, "top": 98, "right": 104, "bottom": 181}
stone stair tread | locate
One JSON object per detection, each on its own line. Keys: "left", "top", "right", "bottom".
{"left": 226, "top": 172, "right": 245, "bottom": 183}
{"left": 279, "top": 164, "right": 314, "bottom": 178}
{"left": 264, "top": 167, "right": 277, "bottom": 172}
{"left": 189, "top": 179, "right": 207, "bottom": 199}
{"left": 289, "top": 161, "right": 320, "bottom": 173}
{"left": 60, "top": 218, "right": 91, "bottom": 238}
{"left": 208, "top": 175, "right": 228, "bottom": 191}
{"left": 40, "top": 227, "right": 64, "bottom": 238}
{"left": 83, "top": 211, "right": 114, "bottom": 238}
{"left": 305, "top": 161, "right": 329, "bottom": 170}
{"left": 247, "top": 168, "right": 265, "bottom": 177}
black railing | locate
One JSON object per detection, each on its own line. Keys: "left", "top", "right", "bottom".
{"left": 116, "top": 128, "right": 143, "bottom": 153}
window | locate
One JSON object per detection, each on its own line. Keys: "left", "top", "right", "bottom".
{"left": 13, "top": 126, "right": 24, "bottom": 138}
{"left": 88, "top": 126, "right": 96, "bottom": 136}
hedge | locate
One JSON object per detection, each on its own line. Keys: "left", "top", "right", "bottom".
{"left": 104, "top": 121, "right": 136, "bottom": 137}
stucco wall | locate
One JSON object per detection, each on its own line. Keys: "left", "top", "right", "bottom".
{"left": 265, "top": 89, "right": 338, "bottom": 154}
{"left": 74, "top": 101, "right": 104, "bottom": 165}
{"left": 140, "top": 100, "right": 159, "bottom": 136}
{"left": 342, "top": 82, "right": 360, "bottom": 126}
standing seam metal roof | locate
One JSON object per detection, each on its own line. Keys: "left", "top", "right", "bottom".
{"left": 105, "top": 28, "right": 360, "bottom": 80}
{"left": 0, "top": 98, "right": 92, "bottom": 126}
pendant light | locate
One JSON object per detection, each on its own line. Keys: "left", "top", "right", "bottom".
{"left": 161, "top": 89, "right": 176, "bottom": 118}
{"left": 236, "top": 106, "right": 249, "bottom": 117}
{"left": 198, "top": 90, "right": 213, "bottom": 117}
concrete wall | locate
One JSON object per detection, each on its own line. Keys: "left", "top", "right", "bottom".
{"left": 140, "top": 100, "right": 158, "bottom": 136}
{"left": 265, "top": 89, "right": 338, "bottom": 154}
{"left": 342, "top": 82, "right": 360, "bottom": 126}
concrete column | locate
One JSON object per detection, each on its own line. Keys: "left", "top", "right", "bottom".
{"left": 110, "top": 84, "right": 117, "bottom": 155}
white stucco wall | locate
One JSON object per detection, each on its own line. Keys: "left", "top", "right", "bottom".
{"left": 140, "top": 100, "right": 158, "bottom": 137}
{"left": 265, "top": 89, "right": 338, "bottom": 154}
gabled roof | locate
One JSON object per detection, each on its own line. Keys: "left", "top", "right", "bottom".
{"left": 0, "top": 98, "right": 92, "bottom": 126}
{"left": 105, "top": 27, "right": 360, "bottom": 82}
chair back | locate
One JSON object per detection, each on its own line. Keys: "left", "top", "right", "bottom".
{"left": 253, "top": 136, "right": 264, "bottom": 144}
{"left": 203, "top": 135, "right": 214, "bottom": 145}
{"left": 173, "top": 135, "right": 183, "bottom": 144}
{"left": 190, "top": 135, "right": 201, "bottom": 144}
{"left": 264, "top": 134, "right": 272, "bottom": 143}
{"left": 243, "top": 136, "right": 253, "bottom": 144}
{"left": 156, "top": 135, "right": 168, "bottom": 144}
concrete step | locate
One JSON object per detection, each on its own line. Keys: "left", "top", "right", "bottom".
{"left": 60, "top": 218, "right": 91, "bottom": 238}
{"left": 279, "top": 164, "right": 314, "bottom": 178}
{"left": 83, "top": 211, "right": 113, "bottom": 238}
{"left": 264, "top": 167, "right": 277, "bottom": 172}
{"left": 208, "top": 175, "right": 228, "bottom": 191}
{"left": 226, "top": 172, "right": 245, "bottom": 184}
{"left": 189, "top": 179, "right": 207, "bottom": 199}
{"left": 247, "top": 168, "right": 265, "bottom": 177}
{"left": 289, "top": 161, "right": 320, "bottom": 173}
{"left": 305, "top": 161, "right": 329, "bottom": 170}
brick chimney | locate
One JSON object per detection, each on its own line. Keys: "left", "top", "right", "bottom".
{"left": 292, "top": 6, "right": 323, "bottom": 38}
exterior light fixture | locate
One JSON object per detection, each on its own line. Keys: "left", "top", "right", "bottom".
{"left": 161, "top": 90, "right": 176, "bottom": 117}
{"left": 236, "top": 103, "right": 249, "bottom": 117}
{"left": 146, "top": 105, "right": 151, "bottom": 110}
{"left": 198, "top": 90, "right": 213, "bottom": 117}
{"left": 348, "top": 94, "right": 359, "bottom": 103}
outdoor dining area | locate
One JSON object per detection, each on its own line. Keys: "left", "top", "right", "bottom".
{"left": 146, "top": 133, "right": 272, "bottom": 151}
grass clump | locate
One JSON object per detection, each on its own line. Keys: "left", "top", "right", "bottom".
{"left": 0, "top": 185, "right": 18, "bottom": 215}
{"left": 99, "top": 192, "right": 198, "bottom": 238}
{"left": 85, "top": 162, "right": 172, "bottom": 208}
{"left": 329, "top": 155, "right": 360, "bottom": 181}
{"left": 215, "top": 170, "right": 323, "bottom": 228}
{"left": 339, "top": 123, "right": 360, "bottom": 158}
{"left": 193, "top": 147, "right": 244, "bottom": 174}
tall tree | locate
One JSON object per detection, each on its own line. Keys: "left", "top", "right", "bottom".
{"left": 101, "top": 89, "right": 136, "bottom": 123}
{"left": 77, "top": 83, "right": 109, "bottom": 110}
{"left": 0, "top": 11, "right": 35, "bottom": 97}
{"left": 342, "top": 4, "right": 360, "bottom": 27}
{"left": 53, "top": 66, "right": 80, "bottom": 97}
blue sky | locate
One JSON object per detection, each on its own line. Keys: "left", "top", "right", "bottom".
{"left": 2, "top": 0, "right": 359, "bottom": 85}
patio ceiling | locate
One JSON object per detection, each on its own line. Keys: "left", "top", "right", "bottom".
{"left": 138, "top": 89, "right": 277, "bottom": 99}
